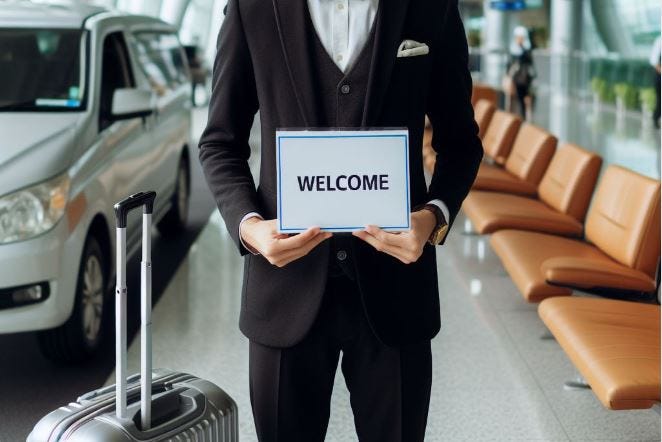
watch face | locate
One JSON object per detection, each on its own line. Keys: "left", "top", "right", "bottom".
{"left": 432, "top": 224, "right": 449, "bottom": 245}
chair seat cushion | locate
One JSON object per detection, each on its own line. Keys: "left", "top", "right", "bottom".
{"left": 541, "top": 257, "right": 656, "bottom": 293}
{"left": 463, "top": 191, "right": 583, "bottom": 236}
{"left": 539, "top": 297, "right": 660, "bottom": 410}
{"left": 472, "top": 163, "right": 538, "bottom": 196}
{"left": 490, "top": 230, "right": 637, "bottom": 302}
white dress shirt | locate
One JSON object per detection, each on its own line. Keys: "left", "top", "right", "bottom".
{"left": 307, "top": 0, "right": 379, "bottom": 74}
{"left": 239, "top": 0, "right": 448, "bottom": 251}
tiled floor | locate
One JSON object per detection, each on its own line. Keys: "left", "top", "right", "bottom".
{"left": 108, "top": 210, "right": 660, "bottom": 441}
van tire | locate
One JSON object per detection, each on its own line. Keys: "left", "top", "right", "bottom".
{"left": 157, "top": 156, "right": 190, "bottom": 235}
{"left": 37, "top": 236, "right": 107, "bottom": 363}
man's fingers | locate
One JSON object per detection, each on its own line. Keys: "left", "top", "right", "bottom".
{"left": 353, "top": 230, "right": 414, "bottom": 264}
{"left": 353, "top": 230, "right": 398, "bottom": 255}
{"left": 268, "top": 248, "right": 304, "bottom": 267}
{"left": 302, "top": 231, "right": 332, "bottom": 254}
{"left": 273, "top": 226, "right": 321, "bottom": 251}
{"left": 365, "top": 225, "right": 406, "bottom": 247}
{"left": 366, "top": 225, "right": 421, "bottom": 253}
{"left": 285, "top": 232, "right": 332, "bottom": 265}
{"left": 269, "top": 232, "right": 332, "bottom": 267}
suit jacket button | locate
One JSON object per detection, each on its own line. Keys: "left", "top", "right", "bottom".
{"left": 340, "top": 84, "right": 351, "bottom": 94}
{"left": 336, "top": 250, "right": 348, "bottom": 261}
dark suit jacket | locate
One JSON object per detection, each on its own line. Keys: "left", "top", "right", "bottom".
{"left": 199, "top": 0, "right": 483, "bottom": 348}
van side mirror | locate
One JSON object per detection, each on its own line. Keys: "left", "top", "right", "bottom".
{"left": 111, "top": 88, "right": 154, "bottom": 120}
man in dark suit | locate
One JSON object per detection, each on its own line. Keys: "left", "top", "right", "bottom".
{"left": 199, "top": 0, "right": 483, "bottom": 440}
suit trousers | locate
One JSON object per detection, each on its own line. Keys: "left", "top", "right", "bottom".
{"left": 248, "top": 273, "right": 432, "bottom": 441}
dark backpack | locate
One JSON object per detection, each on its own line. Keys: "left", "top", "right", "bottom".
{"left": 512, "top": 61, "right": 533, "bottom": 87}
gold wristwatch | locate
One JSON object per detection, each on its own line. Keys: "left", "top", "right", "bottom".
{"left": 416, "top": 204, "right": 449, "bottom": 245}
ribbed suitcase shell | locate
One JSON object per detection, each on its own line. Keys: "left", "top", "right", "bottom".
{"left": 28, "top": 369, "right": 238, "bottom": 441}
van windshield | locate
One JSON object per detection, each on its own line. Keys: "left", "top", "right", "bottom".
{"left": 0, "top": 28, "right": 86, "bottom": 112}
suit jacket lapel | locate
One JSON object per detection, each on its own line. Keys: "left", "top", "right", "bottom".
{"left": 272, "top": 0, "right": 320, "bottom": 127}
{"left": 362, "top": 0, "right": 412, "bottom": 126}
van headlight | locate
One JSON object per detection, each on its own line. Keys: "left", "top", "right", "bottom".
{"left": 0, "top": 174, "right": 70, "bottom": 244}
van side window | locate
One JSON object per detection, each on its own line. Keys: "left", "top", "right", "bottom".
{"left": 131, "top": 32, "right": 189, "bottom": 97}
{"left": 99, "top": 32, "right": 134, "bottom": 132}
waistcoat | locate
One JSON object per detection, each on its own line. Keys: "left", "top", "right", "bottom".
{"left": 307, "top": 9, "right": 377, "bottom": 279}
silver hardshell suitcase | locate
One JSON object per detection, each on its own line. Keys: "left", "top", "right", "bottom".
{"left": 29, "top": 192, "right": 238, "bottom": 442}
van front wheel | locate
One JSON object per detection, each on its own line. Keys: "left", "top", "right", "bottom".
{"left": 38, "top": 235, "right": 107, "bottom": 363}
{"left": 157, "top": 156, "right": 190, "bottom": 235}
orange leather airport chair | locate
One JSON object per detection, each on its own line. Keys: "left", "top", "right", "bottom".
{"left": 471, "top": 83, "right": 498, "bottom": 107}
{"left": 463, "top": 144, "right": 602, "bottom": 236}
{"left": 422, "top": 122, "right": 435, "bottom": 174}
{"left": 539, "top": 297, "right": 660, "bottom": 410}
{"left": 481, "top": 110, "right": 521, "bottom": 166}
{"left": 474, "top": 99, "right": 496, "bottom": 140}
{"left": 473, "top": 122, "right": 557, "bottom": 196}
{"left": 490, "top": 165, "right": 661, "bottom": 302}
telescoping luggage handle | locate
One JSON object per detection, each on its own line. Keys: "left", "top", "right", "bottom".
{"left": 114, "top": 191, "right": 157, "bottom": 431}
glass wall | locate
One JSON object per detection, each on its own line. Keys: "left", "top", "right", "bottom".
{"left": 113, "top": 0, "right": 223, "bottom": 62}
{"left": 613, "top": 0, "right": 660, "bottom": 49}
{"left": 470, "top": 0, "right": 660, "bottom": 112}
{"left": 580, "top": 0, "right": 660, "bottom": 110}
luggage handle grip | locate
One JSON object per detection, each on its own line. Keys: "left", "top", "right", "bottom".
{"left": 79, "top": 372, "right": 147, "bottom": 402}
{"left": 114, "top": 191, "right": 156, "bottom": 228}
{"left": 128, "top": 388, "right": 205, "bottom": 434}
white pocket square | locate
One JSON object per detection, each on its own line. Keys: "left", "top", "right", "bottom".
{"left": 396, "top": 40, "right": 429, "bottom": 58}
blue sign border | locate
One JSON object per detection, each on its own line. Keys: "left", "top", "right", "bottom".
{"left": 276, "top": 132, "right": 410, "bottom": 232}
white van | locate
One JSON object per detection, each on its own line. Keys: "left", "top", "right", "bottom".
{"left": 0, "top": 2, "right": 192, "bottom": 362}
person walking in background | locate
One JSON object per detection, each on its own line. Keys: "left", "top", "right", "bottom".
{"left": 184, "top": 44, "right": 209, "bottom": 107}
{"left": 505, "top": 26, "right": 535, "bottom": 120}
{"left": 650, "top": 35, "right": 661, "bottom": 128}
{"left": 198, "top": 0, "right": 483, "bottom": 440}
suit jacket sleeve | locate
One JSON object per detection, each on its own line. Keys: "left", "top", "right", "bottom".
{"left": 425, "top": 0, "right": 483, "bottom": 227}
{"left": 198, "top": 0, "right": 260, "bottom": 255}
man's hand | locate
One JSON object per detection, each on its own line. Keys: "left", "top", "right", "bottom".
{"left": 352, "top": 210, "right": 437, "bottom": 264}
{"left": 240, "top": 218, "right": 332, "bottom": 267}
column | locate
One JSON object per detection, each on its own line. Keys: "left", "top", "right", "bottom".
{"left": 549, "top": 0, "right": 583, "bottom": 95}
{"left": 141, "top": 0, "right": 162, "bottom": 16}
{"left": 480, "top": 0, "right": 512, "bottom": 88}
{"left": 548, "top": 0, "right": 584, "bottom": 137}
{"left": 160, "top": 0, "right": 192, "bottom": 28}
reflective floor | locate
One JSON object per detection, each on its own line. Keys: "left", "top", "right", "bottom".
{"left": 529, "top": 87, "right": 660, "bottom": 179}
{"left": 109, "top": 208, "right": 660, "bottom": 441}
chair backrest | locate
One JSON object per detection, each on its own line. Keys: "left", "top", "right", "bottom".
{"left": 471, "top": 83, "right": 498, "bottom": 107}
{"left": 474, "top": 99, "right": 496, "bottom": 140}
{"left": 585, "top": 165, "right": 661, "bottom": 276}
{"left": 482, "top": 111, "right": 522, "bottom": 165}
{"left": 504, "top": 123, "right": 557, "bottom": 185}
{"left": 538, "top": 143, "right": 602, "bottom": 222}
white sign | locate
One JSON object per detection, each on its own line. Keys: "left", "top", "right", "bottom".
{"left": 276, "top": 129, "right": 410, "bottom": 233}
